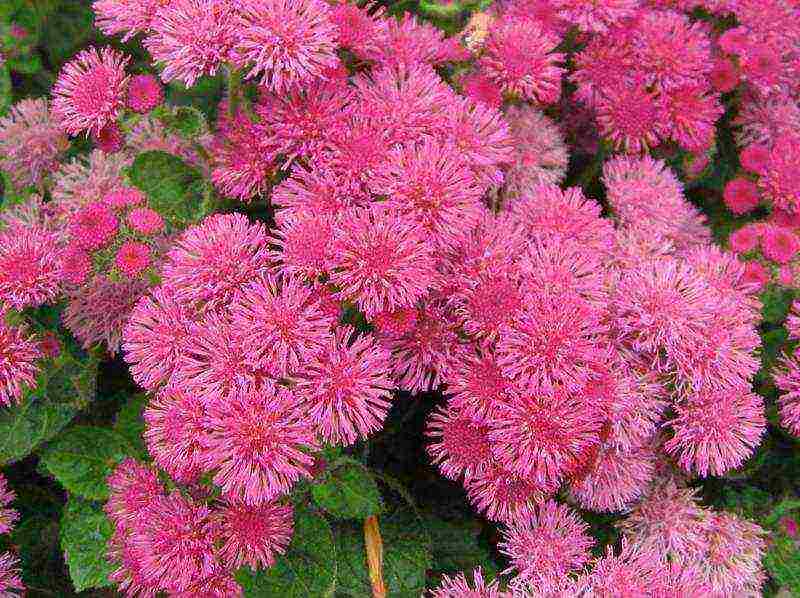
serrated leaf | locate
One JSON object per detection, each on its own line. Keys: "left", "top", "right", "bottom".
{"left": 334, "top": 512, "right": 432, "bottom": 598}
{"left": 0, "top": 397, "right": 76, "bottom": 464}
{"left": 60, "top": 497, "right": 114, "bottom": 593}
{"left": 237, "top": 509, "right": 336, "bottom": 597}
{"left": 113, "top": 393, "right": 148, "bottom": 457}
{"left": 127, "top": 150, "right": 208, "bottom": 229}
{"left": 312, "top": 459, "right": 382, "bottom": 519}
{"left": 40, "top": 426, "right": 135, "bottom": 500}
{"left": 159, "top": 105, "right": 207, "bottom": 139}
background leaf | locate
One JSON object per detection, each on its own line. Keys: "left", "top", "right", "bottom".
{"left": 60, "top": 497, "right": 114, "bottom": 593}
{"left": 312, "top": 459, "right": 382, "bottom": 520}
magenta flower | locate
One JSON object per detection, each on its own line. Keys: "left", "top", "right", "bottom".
{"left": 595, "top": 81, "right": 665, "bottom": 154}
{"left": 365, "top": 14, "right": 466, "bottom": 68}
{"left": 663, "top": 85, "right": 723, "bottom": 152}
{"left": 127, "top": 207, "right": 165, "bottom": 236}
{"left": 230, "top": 273, "right": 335, "bottom": 377}
{"left": 114, "top": 241, "right": 151, "bottom": 278}
{"left": 0, "top": 323, "right": 41, "bottom": 408}
{"left": 0, "top": 553, "right": 24, "bottom": 597}
{"left": 499, "top": 500, "right": 593, "bottom": 591}
{"left": 202, "top": 384, "right": 318, "bottom": 505}
{"left": 236, "top": 0, "right": 338, "bottom": 94}
{"left": 0, "top": 475, "right": 18, "bottom": 536}
{"left": 724, "top": 177, "right": 761, "bottom": 215}
{"left": 426, "top": 404, "right": 492, "bottom": 481}
{"left": 553, "top": 0, "right": 639, "bottom": 33}
{"left": 52, "top": 47, "right": 130, "bottom": 136}
{"left": 479, "top": 17, "right": 564, "bottom": 104}
{"left": 0, "top": 98, "right": 68, "bottom": 189}
{"left": 465, "top": 464, "right": 552, "bottom": 523}
{"left": 215, "top": 500, "right": 293, "bottom": 570}
{"left": 272, "top": 212, "right": 337, "bottom": 278}
{"left": 105, "top": 458, "right": 164, "bottom": 533}
{"left": 759, "top": 134, "right": 800, "bottom": 214}
{"left": 0, "top": 226, "right": 63, "bottom": 310}
{"left": 446, "top": 347, "right": 510, "bottom": 419}
{"left": 369, "top": 139, "right": 485, "bottom": 248}
{"left": 60, "top": 244, "right": 92, "bottom": 286}
{"left": 761, "top": 224, "right": 800, "bottom": 264}
{"left": 461, "top": 72, "right": 504, "bottom": 109}
{"left": 272, "top": 162, "right": 362, "bottom": 224}
{"left": 126, "top": 73, "right": 163, "bottom": 113}
{"left": 93, "top": 123, "right": 125, "bottom": 154}
{"left": 162, "top": 213, "right": 272, "bottom": 311}
{"left": 103, "top": 186, "right": 146, "bottom": 211}
{"left": 298, "top": 326, "right": 392, "bottom": 446}
{"left": 329, "top": 206, "right": 436, "bottom": 318}
{"left": 93, "top": 0, "right": 166, "bottom": 40}
{"left": 456, "top": 270, "right": 523, "bottom": 340}
{"left": 665, "top": 388, "right": 765, "bottom": 477}
{"left": 430, "top": 568, "right": 505, "bottom": 598}
{"left": 145, "top": 0, "right": 240, "bottom": 87}
{"left": 489, "top": 387, "right": 604, "bottom": 488}
{"left": 68, "top": 201, "right": 119, "bottom": 251}
{"left": 144, "top": 390, "right": 208, "bottom": 483}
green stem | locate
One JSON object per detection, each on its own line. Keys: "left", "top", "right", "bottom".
{"left": 227, "top": 67, "right": 242, "bottom": 119}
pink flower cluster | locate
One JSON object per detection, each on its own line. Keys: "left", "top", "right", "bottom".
{"left": 0, "top": 475, "right": 24, "bottom": 597}
{"left": 774, "top": 300, "right": 800, "bottom": 435}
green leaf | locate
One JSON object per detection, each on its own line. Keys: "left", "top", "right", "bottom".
{"left": 334, "top": 511, "right": 432, "bottom": 598}
{"left": 159, "top": 105, "right": 207, "bottom": 139}
{"left": 0, "top": 61, "right": 10, "bottom": 116}
{"left": 40, "top": 426, "right": 135, "bottom": 500}
{"left": 40, "top": 1, "right": 94, "bottom": 68}
{"left": 113, "top": 393, "right": 148, "bottom": 457}
{"left": 60, "top": 497, "right": 114, "bottom": 593}
{"left": 0, "top": 398, "right": 76, "bottom": 465}
{"left": 127, "top": 150, "right": 208, "bottom": 229}
{"left": 312, "top": 459, "right": 382, "bottom": 519}
{"left": 14, "top": 515, "right": 76, "bottom": 595}
{"left": 425, "top": 516, "right": 499, "bottom": 581}
{"left": 8, "top": 52, "right": 41, "bottom": 74}
{"left": 237, "top": 509, "right": 336, "bottom": 598}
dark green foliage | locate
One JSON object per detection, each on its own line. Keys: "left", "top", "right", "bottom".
{"left": 60, "top": 497, "right": 115, "bottom": 592}
{"left": 312, "top": 458, "right": 383, "bottom": 519}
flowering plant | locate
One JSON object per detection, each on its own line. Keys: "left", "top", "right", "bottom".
{"left": 0, "top": 0, "right": 799, "bottom": 596}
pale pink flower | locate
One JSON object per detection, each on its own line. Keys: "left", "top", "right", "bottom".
{"left": 430, "top": 567, "right": 506, "bottom": 598}
{"left": 215, "top": 500, "right": 293, "bottom": 571}
{"left": 427, "top": 404, "right": 493, "bottom": 481}
{"left": 0, "top": 226, "right": 63, "bottom": 310}
{"left": 329, "top": 207, "right": 436, "bottom": 318}
{"left": 299, "top": 326, "right": 392, "bottom": 445}
{"left": 145, "top": 0, "right": 240, "bottom": 86}
{"left": 0, "top": 553, "right": 24, "bottom": 597}
{"left": 0, "top": 98, "right": 67, "bottom": 189}
{"left": 0, "top": 475, "right": 18, "bottom": 535}
{"left": 479, "top": 17, "right": 564, "bottom": 104}
{"left": 570, "top": 444, "right": 656, "bottom": 512}
{"left": 236, "top": 0, "right": 338, "bottom": 94}
{"left": 0, "top": 323, "right": 41, "bottom": 407}
{"left": 162, "top": 213, "right": 272, "bottom": 311}
{"left": 202, "top": 383, "right": 318, "bottom": 505}
{"left": 666, "top": 388, "right": 765, "bottom": 477}
{"left": 230, "top": 273, "right": 335, "bottom": 377}
{"left": 52, "top": 47, "right": 130, "bottom": 136}
{"left": 775, "top": 355, "right": 800, "bottom": 436}
{"left": 699, "top": 511, "right": 766, "bottom": 595}
{"left": 465, "top": 464, "right": 552, "bottom": 523}
{"left": 574, "top": 541, "right": 667, "bottom": 595}
{"left": 93, "top": 0, "right": 166, "bottom": 40}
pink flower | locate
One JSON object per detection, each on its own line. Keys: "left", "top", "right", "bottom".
{"left": 709, "top": 57, "right": 740, "bottom": 92}
{"left": 272, "top": 162, "right": 361, "bottom": 224}
{"left": 553, "top": 0, "right": 640, "bottom": 33}
{"left": 0, "top": 475, "right": 18, "bottom": 535}
{"left": 94, "top": 123, "right": 124, "bottom": 154}
{"left": 364, "top": 14, "right": 466, "bottom": 68}
{"left": 759, "top": 134, "right": 800, "bottom": 214}
{"left": 126, "top": 74, "right": 163, "bottom": 113}
{"left": 446, "top": 347, "right": 510, "bottom": 419}
{"left": 724, "top": 177, "right": 760, "bottom": 215}
{"left": 299, "top": 326, "right": 392, "bottom": 445}
{"left": 574, "top": 541, "right": 667, "bottom": 595}
{"left": 330, "top": 2, "right": 381, "bottom": 55}
{"left": 114, "top": 241, "right": 151, "bottom": 278}
{"left": 741, "top": 260, "right": 770, "bottom": 289}
{"left": 105, "top": 459, "right": 164, "bottom": 533}
{"left": 144, "top": 390, "right": 207, "bottom": 483}
{"left": 127, "top": 207, "right": 165, "bottom": 235}
{"left": 700, "top": 512, "right": 766, "bottom": 595}
{"left": 63, "top": 274, "right": 149, "bottom": 354}
{"left": 0, "top": 553, "right": 24, "bottom": 597}
{"left": 370, "top": 139, "right": 485, "bottom": 247}
{"left": 0, "top": 226, "right": 63, "bottom": 310}
{"left": 740, "top": 143, "right": 770, "bottom": 175}
{"left": 69, "top": 201, "right": 119, "bottom": 250}
{"left": 663, "top": 85, "right": 722, "bottom": 152}
{"left": 426, "top": 404, "right": 492, "bottom": 481}
{"left": 489, "top": 387, "right": 604, "bottom": 488}
{"left": 456, "top": 270, "right": 522, "bottom": 340}
{"left": 772, "top": 355, "right": 800, "bottom": 436}
{"left": 596, "top": 81, "right": 665, "bottom": 153}
{"left": 430, "top": 568, "right": 505, "bottom": 598}
{"left": 61, "top": 244, "right": 92, "bottom": 285}
{"left": 0, "top": 98, "right": 67, "bottom": 189}
{"left": 465, "top": 464, "right": 550, "bottom": 523}
{"left": 202, "top": 383, "right": 318, "bottom": 505}
{"left": 52, "top": 47, "right": 130, "bottom": 136}
{"left": 570, "top": 444, "right": 656, "bottom": 512}
{"left": 461, "top": 71, "right": 504, "bottom": 109}
{"left": 215, "top": 500, "right": 293, "bottom": 570}
{"left": 272, "top": 212, "right": 337, "bottom": 277}
{"left": 123, "top": 286, "right": 193, "bottom": 391}
{"left": 666, "top": 388, "right": 765, "bottom": 477}
{"left": 162, "top": 213, "right": 272, "bottom": 311}
{"left": 479, "top": 17, "right": 564, "bottom": 104}
{"left": 236, "top": 0, "right": 338, "bottom": 94}
{"left": 230, "top": 273, "right": 335, "bottom": 377}
{"left": 0, "top": 323, "right": 41, "bottom": 407}
{"left": 103, "top": 186, "right": 146, "bottom": 211}
{"left": 329, "top": 207, "right": 436, "bottom": 318}
{"left": 761, "top": 225, "right": 800, "bottom": 264}
{"left": 93, "top": 0, "right": 166, "bottom": 40}
{"left": 145, "top": 0, "right": 240, "bottom": 86}
{"left": 499, "top": 500, "right": 593, "bottom": 591}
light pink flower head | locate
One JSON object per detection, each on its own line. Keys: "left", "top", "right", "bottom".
{"left": 0, "top": 474, "right": 19, "bottom": 535}
{"left": 236, "top": 0, "right": 338, "bottom": 94}
{"left": 479, "top": 17, "right": 564, "bottom": 104}
{"left": 93, "top": 0, "right": 166, "bottom": 40}
{"left": 0, "top": 226, "right": 63, "bottom": 310}
{"left": 52, "top": 47, "right": 130, "bottom": 136}
{"left": 144, "top": 390, "right": 207, "bottom": 483}
{"left": 299, "top": 326, "right": 392, "bottom": 446}
{"left": 499, "top": 500, "right": 593, "bottom": 592}
{"left": 427, "top": 404, "right": 493, "bottom": 482}
{"left": 329, "top": 206, "right": 436, "bottom": 318}
{"left": 0, "top": 552, "right": 24, "bottom": 597}
{"left": 430, "top": 567, "right": 506, "bottom": 598}
{"left": 215, "top": 500, "right": 293, "bottom": 571}
{"left": 202, "top": 383, "right": 319, "bottom": 505}
{"left": 0, "top": 98, "right": 68, "bottom": 189}
{"left": 0, "top": 323, "right": 41, "bottom": 408}
{"left": 145, "top": 0, "right": 240, "bottom": 87}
